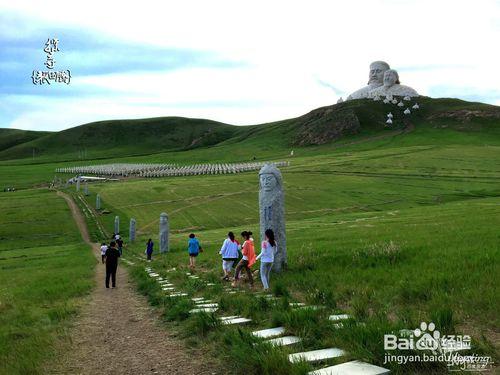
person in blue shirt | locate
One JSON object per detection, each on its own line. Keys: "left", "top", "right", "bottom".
{"left": 188, "top": 233, "right": 202, "bottom": 270}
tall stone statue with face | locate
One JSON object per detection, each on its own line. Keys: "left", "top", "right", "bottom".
{"left": 369, "top": 69, "right": 419, "bottom": 98}
{"left": 346, "top": 61, "right": 390, "bottom": 100}
{"left": 259, "top": 164, "right": 287, "bottom": 272}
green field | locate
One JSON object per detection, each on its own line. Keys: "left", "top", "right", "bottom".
{"left": 0, "top": 189, "right": 95, "bottom": 374}
{"left": 1, "top": 97, "right": 499, "bottom": 374}
{"left": 87, "top": 127, "right": 499, "bottom": 373}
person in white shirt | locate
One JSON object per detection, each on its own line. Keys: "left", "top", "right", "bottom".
{"left": 256, "top": 229, "right": 277, "bottom": 291}
{"left": 219, "top": 232, "right": 240, "bottom": 281}
{"left": 100, "top": 242, "right": 108, "bottom": 264}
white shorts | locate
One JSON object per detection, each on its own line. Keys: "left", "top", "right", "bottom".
{"left": 222, "top": 260, "right": 234, "bottom": 272}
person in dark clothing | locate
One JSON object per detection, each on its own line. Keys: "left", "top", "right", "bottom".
{"left": 146, "top": 238, "right": 154, "bottom": 261}
{"left": 104, "top": 241, "right": 120, "bottom": 288}
{"left": 116, "top": 237, "right": 124, "bottom": 256}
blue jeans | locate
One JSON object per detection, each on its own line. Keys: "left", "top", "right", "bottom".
{"left": 260, "top": 262, "right": 273, "bottom": 289}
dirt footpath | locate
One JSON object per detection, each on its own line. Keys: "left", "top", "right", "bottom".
{"left": 54, "top": 192, "right": 217, "bottom": 374}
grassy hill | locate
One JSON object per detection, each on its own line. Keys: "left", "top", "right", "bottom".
{"left": 1, "top": 97, "right": 499, "bottom": 163}
{"left": 0, "top": 128, "right": 50, "bottom": 154}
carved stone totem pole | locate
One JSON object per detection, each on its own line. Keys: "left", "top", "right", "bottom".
{"left": 259, "top": 164, "right": 287, "bottom": 272}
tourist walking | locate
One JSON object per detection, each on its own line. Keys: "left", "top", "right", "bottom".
{"left": 219, "top": 232, "right": 240, "bottom": 281}
{"left": 145, "top": 238, "right": 154, "bottom": 261}
{"left": 188, "top": 233, "right": 202, "bottom": 270}
{"left": 116, "top": 236, "right": 124, "bottom": 256}
{"left": 256, "top": 229, "right": 277, "bottom": 291}
{"left": 232, "top": 231, "right": 256, "bottom": 288}
{"left": 104, "top": 241, "right": 120, "bottom": 288}
{"left": 100, "top": 242, "right": 108, "bottom": 264}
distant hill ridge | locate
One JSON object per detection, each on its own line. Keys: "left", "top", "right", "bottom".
{"left": 1, "top": 97, "right": 499, "bottom": 162}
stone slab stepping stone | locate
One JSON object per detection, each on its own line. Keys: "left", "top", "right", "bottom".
{"left": 162, "top": 287, "right": 175, "bottom": 291}
{"left": 189, "top": 275, "right": 200, "bottom": 279}
{"left": 195, "top": 300, "right": 213, "bottom": 304}
{"left": 308, "top": 360, "right": 390, "bottom": 374}
{"left": 221, "top": 317, "right": 252, "bottom": 325}
{"left": 191, "top": 297, "right": 205, "bottom": 302}
{"left": 189, "top": 307, "right": 218, "bottom": 314}
{"left": 167, "top": 293, "right": 188, "bottom": 298}
{"left": 289, "top": 348, "right": 345, "bottom": 363}
{"left": 148, "top": 273, "right": 159, "bottom": 277}
{"left": 159, "top": 283, "right": 174, "bottom": 287}
{"left": 252, "top": 326, "right": 286, "bottom": 338}
{"left": 195, "top": 303, "right": 218, "bottom": 308}
{"left": 219, "top": 316, "right": 240, "bottom": 321}
{"left": 290, "top": 302, "right": 306, "bottom": 307}
{"left": 185, "top": 272, "right": 191, "bottom": 275}
{"left": 206, "top": 283, "right": 216, "bottom": 286}
{"left": 265, "top": 335, "right": 302, "bottom": 346}
{"left": 329, "top": 314, "right": 351, "bottom": 321}
{"left": 296, "top": 305, "right": 322, "bottom": 310}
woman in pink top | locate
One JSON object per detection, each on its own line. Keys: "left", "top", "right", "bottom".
{"left": 232, "top": 231, "right": 255, "bottom": 287}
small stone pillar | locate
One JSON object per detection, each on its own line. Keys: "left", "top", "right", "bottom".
{"left": 129, "top": 218, "right": 136, "bottom": 242}
{"left": 159, "top": 212, "right": 169, "bottom": 253}
{"left": 114, "top": 216, "right": 120, "bottom": 235}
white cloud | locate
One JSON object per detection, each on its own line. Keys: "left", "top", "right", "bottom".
{"left": 1, "top": 0, "right": 499, "bottom": 130}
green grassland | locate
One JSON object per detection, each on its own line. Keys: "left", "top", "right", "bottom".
{"left": 1, "top": 97, "right": 499, "bottom": 373}
{"left": 82, "top": 126, "right": 499, "bottom": 373}
{"left": 0, "top": 189, "right": 95, "bottom": 374}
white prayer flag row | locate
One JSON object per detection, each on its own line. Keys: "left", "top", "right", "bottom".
{"left": 56, "top": 161, "right": 290, "bottom": 178}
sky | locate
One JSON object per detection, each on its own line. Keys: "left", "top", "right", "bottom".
{"left": 1, "top": 0, "right": 499, "bottom": 131}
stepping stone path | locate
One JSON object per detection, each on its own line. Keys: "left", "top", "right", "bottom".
{"left": 265, "top": 335, "right": 301, "bottom": 346}
{"left": 296, "top": 305, "right": 322, "bottom": 310}
{"left": 309, "top": 360, "right": 390, "bottom": 375}
{"left": 196, "top": 303, "right": 218, "bottom": 308}
{"left": 219, "top": 316, "right": 240, "bottom": 321}
{"left": 140, "top": 265, "right": 387, "bottom": 373}
{"left": 220, "top": 317, "right": 252, "bottom": 325}
{"left": 167, "top": 293, "right": 188, "bottom": 298}
{"left": 329, "top": 314, "right": 351, "bottom": 321}
{"left": 289, "top": 348, "right": 345, "bottom": 363}
{"left": 252, "top": 326, "right": 286, "bottom": 338}
{"left": 190, "top": 307, "right": 218, "bottom": 314}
